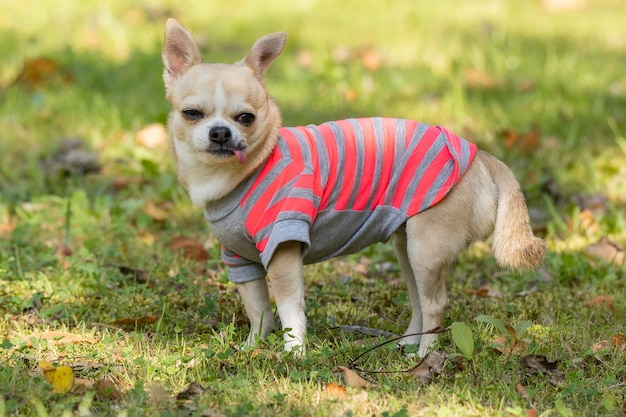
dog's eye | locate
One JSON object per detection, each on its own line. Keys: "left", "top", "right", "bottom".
{"left": 182, "top": 109, "right": 204, "bottom": 121}
{"left": 236, "top": 113, "right": 255, "bottom": 126}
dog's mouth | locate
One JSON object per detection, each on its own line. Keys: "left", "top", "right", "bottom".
{"left": 207, "top": 145, "right": 247, "bottom": 164}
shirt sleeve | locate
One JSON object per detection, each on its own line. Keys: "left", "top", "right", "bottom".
{"left": 246, "top": 165, "right": 321, "bottom": 270}
{"left": 221, "top": 246, "right": 267, "bottom": 283}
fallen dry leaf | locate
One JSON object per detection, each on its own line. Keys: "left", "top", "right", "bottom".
{"left": 95, "top": 379, "right": 124, "bottom": 400}
{"left": 526, "top": 409, "right": 539, "bottom": 417}
{"left": 324, "top": 382, "right": 348, "bottom": 398}
{"left": 12, "top": 57, "right": 73, "bottom": 87}
{"left": 491, "top": 326, "right": 528, "bottom": 356}
{"left": 0, "top": 220, "right": 16, "bottom": 236}
{"left": 24, "top": 331, "right": 97, "bottom": 346}
{"left": 55, "top": 243, "right": 73, "bottom": 270}
{"left": 359, "top": 48, "right": 383, "bottom": 71}
{"left": 335, "top": 366, "right": 377, "bottom": 388}
{"left": 611, "top": 334, "right": 626, "bottom": 348}
{"left": 143, "top": 201, "right": 170, "bottom": 222}
{"left": 344, "top": 88, "right": 357, "bottom": 103}
{"left": 515, "top": 383, "right": 528, "bottom": 399}
{"left": 136, "top": 123, "right": 168, "bottom": 149}
{"left": 584, "top": 236, "right": 625, "bottom": 265}
{"left": 176, "top": 381, "right": 206, "bottom": 401}
{"left": 407, "top": 351, "right": 447, "bottom": 384}
{"left": 465, "top": 68, "right": 501, "bottom": 89}
{"left": 584, "top": 295, "right": 614, "bottom": 310}
{"left": 168, "top": 236, "right": 210, "bottom": 262}
{"left": 520, "top": 355, "right": 564, "bottom": 383}
{"left": 592, "top": 340, "right": 611, "bottom": 354}
{"left": 113, "top": 315, "right": 160, "bottom": 326}
{"left": 296, "top": 49, "right": 314, "bottom": 69}
{"left": 462, "top": 284, "right": 503, "bottom": 298}
{"left": 593, "top": 335, "right": 626, "bottom": 359}
{"left": 499, "top": 126, "right": 541, "bottom": 154}
{"left": 112, "top": 176, "right": 147, "bottom": 189}
{"left": 115, "top": 265, "right": 149, "bottom": 283}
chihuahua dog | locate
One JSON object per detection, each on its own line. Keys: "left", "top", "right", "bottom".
{"left": 162, "top": 18, "right": 545, "bottom": 357}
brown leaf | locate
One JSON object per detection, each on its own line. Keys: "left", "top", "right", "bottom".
{"left": 520, "top": 355, "right": 562, "bottom": 376}
{"left": 116, "top": 265, "right": 149, "bottom": 283}
{"left": 95, "top": 379, "right": 124, "bottom": 400}
{"left": 584, "top": 295, "right": 614, "bottom": 310}
{"left": 515, "top": 383, "right": 528, "bottom": 399}
{"left": 55, "top": 243, "right": 73, "bottom": 269}
{"left": 462, "top": 284, "right": 503, "bottom": 298}
{"left": 407, "top": 351, "right": 447, "bottom": 384}
{"left": 168, "top": 236, "right": 210, "bottom": 262}
{"left": 526, "top": 409, "right": 539, "bottom": 417}
{"left": 462, "top": 287, "right": 490, "bottom": 298}
{"left": 296, "top": 49, "right": 314, "bottom": 69}
{"left": 343, "top": 88, "right": 357, "bottom": 103}
{"left": 0, "top": 220, "right": 16, "bottom": 236}
{"left": 465, "top": 68, "right": 501, "bottom": 89}
{"left": 324, "top": 382, "right": 348, "bottom": 398}
{"left": 71, "top": 378, "right": 93, "bottom": 395}
{"left": 136, "top": 123, "right": 168, "bottom": 149}
{"left": 611, "top": 334, "right": 626, "bottom": 348}
{"left": 112, "top": 176, "right": 147, "bottom": 189}
{"left": 359, "top": 48, "right": 382, "bottom": 71}
{"left": 492, "top": 325, "right": 528, "bottom": 356}
{"left": 592, "top": 340, "right": 611, "bottom": 354}
{"left": 520, "top": 355, "right": 565, "bottom": 385}
{"left": 143, "top": 201, "right": 170, "bottom": 222}
{"left": 584, "top": 236, "right": 625, "bottom": 265}
{"left": 499, "top": 126, "right": 541, "bottom": 154}
{"left": 113, "top": 315, "right": 160, "bottom": 325}
{"left": 335, "top": 366, "right": 377, "bottom": 388}
{"left": 23, "top": 331, "right": 97, "bottom": 346}
{"left": 12, "top": 57, "right": 73, "bottom": 87}
{"left": 176, "top": 381, "right": 206, "bottom": 401}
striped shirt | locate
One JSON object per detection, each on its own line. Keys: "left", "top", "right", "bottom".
{"left": 204, "top": 118, "right": 476, "bottom": 283}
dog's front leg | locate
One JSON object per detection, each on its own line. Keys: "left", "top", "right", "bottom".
{"left": 267, "top": 240, "right": 306, "bottom": 355}
{"left": 237, "top": 278, "right": 275, "bottom": 346}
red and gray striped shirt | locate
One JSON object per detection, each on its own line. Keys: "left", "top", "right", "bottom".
{"left": 203, "top": 118, "right": 476, "bottom": 283}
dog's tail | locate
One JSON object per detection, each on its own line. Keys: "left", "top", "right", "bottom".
{"left": 479, "top": 151, "right": 545, "bottom": 270}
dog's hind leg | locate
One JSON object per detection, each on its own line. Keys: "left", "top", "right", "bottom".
{"left": 393, "top": 227, "right": 423, "bottom": 346}
{"left": 404, "top": 223, "right": 451, "bottom": 358}
{"left": 405, "top": 158, "right": 499, "bottom": 357}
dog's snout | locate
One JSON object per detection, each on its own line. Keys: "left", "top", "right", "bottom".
{"left": 209, "top": 126, "right": 232, "bottom": 144}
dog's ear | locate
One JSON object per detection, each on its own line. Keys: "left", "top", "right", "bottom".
{"left": 162, "top": 18, "right": 202, "bottom": 94}
{"left": 241, "top": 32, "right": 288, "bottom": 83}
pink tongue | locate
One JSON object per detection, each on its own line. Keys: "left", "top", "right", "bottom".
{"left": 233, "top": 149, "right": 247, "bottom": 164}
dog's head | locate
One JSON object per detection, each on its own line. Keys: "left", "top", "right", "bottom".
{"left": 162, "top": 19, "right": 287, "bottom": 200}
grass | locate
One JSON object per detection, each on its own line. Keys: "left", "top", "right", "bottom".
{"left": 1, "top": 0, "right": 625, "bottom": 415}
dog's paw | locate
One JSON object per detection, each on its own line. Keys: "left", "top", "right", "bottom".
{"left": 282, "top": 332, "right": 306, "bottom": 357}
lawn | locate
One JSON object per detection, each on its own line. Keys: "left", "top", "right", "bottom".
{"left": 1, "top": 0, "right": 625, "bottom": 416}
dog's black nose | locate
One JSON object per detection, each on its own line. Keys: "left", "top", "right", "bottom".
{"left": 209, "top": 126, "right": 232, "bottom": 144}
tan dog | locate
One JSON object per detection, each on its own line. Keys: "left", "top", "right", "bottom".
{"left": 162, "top": 19, "right": 545, "bottom": 357}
